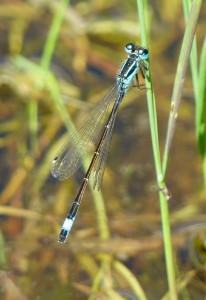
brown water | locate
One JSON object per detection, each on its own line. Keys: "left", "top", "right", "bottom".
{"left": 0, "top": 1, "right": 206, "bottom": 299}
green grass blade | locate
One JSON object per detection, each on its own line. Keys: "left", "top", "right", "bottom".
{"left": 196, "top": 37, "right": 206, "bottom": 184}
{"left": 136, "top": 0, "right": 178, "bottom": 299}
{"left": 41, "top": 0, "right": 70, "bottom": 71}
{"left": 162, "top": 0, "right": 203, "bottom": 175}
{"left": 183, "top": 0, "right": 199, "bottom": 102}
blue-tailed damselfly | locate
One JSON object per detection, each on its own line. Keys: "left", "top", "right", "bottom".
{"left": 51, "top": 43, "right": 149, "bottom": 242}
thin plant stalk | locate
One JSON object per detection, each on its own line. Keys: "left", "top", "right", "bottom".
{"left": 182, "top": 0, "right": 199, "bottom": 102}
{"left": 40, "top": 0, "right": 70, "bottom": 71}
{"left": 183, "top": 1, "right": 206, "bottom": 187}
{"left": 197, "top": 38, "right": 206, "bottom": 185}
{"left": 136, "top": 0, "right": 178, "bottom": 299}
{"left": 113, "top": 260, "right": 147, "bottom": 300}
{"left": 162, "top": 0, "right": 202, "bottom": 174}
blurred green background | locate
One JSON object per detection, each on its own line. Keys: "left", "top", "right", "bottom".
{"left": 0, "top": 0, "right": 206, "bottom": 299}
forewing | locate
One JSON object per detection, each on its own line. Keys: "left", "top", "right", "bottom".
{"left": 51, "top": 85, "right": 118, "bottom": 180}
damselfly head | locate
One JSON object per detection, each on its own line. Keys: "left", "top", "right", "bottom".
{"left": 125, "top": 43, "right": 149, "bottom": 61}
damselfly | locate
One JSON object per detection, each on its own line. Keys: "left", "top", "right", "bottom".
{"left": 52, "top": 43, "right": 149, "bottom": 243}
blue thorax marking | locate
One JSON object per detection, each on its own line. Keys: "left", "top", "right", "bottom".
{"left": 117, "top": 53, "right": 140, "bottom": 100}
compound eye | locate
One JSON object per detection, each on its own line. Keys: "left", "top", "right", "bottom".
{"left": 139, "top": 48, "right": 149, "bottom": 60}
{"left": 125, "top": 43, "right": 136, "bottom": 54}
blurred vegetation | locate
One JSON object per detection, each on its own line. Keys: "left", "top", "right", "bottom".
{"left": 0, "top": 0, "right": 206, "bottom": 299}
